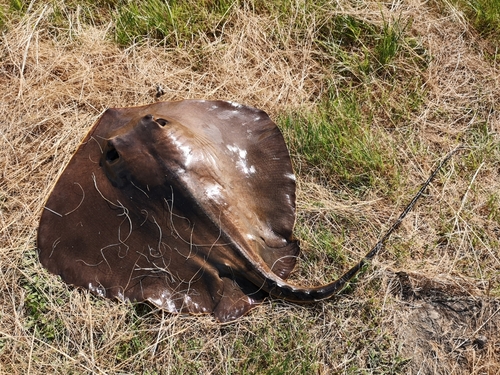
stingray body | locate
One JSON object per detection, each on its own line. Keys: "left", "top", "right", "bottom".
{"left": 38, "top": 100, "right": 446, "bottom": 322}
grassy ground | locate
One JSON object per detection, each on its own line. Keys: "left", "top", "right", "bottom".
{"left": 1, "top": 0, "right": 500, "bottom": 373}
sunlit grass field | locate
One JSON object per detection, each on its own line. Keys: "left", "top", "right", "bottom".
{"left": 1, "top": 0, "right": 500, "bottom": 373}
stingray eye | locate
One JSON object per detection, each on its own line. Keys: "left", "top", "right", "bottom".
{"left": 105, "top": 143, "right": 120, "bottom": 163}
{"left": 156, "top": 118, "right": 168, "bottom": 127}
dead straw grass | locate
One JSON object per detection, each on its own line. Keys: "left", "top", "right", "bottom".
{"left": 1, "top": 1, "right": 500, "bottom": 373}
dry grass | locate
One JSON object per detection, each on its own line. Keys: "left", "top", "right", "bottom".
{"left": 1, "top": 0, "right": 500, "bottom": 373}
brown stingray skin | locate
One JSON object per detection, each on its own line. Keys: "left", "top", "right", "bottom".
{"left": 38, "top": 100, "right": 303, "bottom": 322}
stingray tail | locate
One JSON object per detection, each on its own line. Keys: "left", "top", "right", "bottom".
{"left": 267, "top": 147, "right": 459, "bottom": 302}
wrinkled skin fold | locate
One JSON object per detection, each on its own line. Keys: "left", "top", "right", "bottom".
{"left": 38, "top": 99, "right": 449, "bottom": 322}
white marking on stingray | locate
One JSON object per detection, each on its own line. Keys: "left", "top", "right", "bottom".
{"left": 183, "top": 295, "right": 207, "bottom": 313}
{"left": 208, "top": 105, "right": 218, "bottom": 111}
{"left": 226, "top": 144, "right": 256, "bottom": 176}
{"left": 148, "top": 291, "right": 178, "bottom": 313}
{"left": 284, "top": 172, "right": 296, "bottom": 181}
{"left": 88, "top": 282, "right": 106, "bottom": 298}
{"left": 205, "top": 183, "right": 223, "bottom": 201}
{"left": 169, "top": 133, "right": 194, "bottom": 167}
{"left": 228, "top": 101, "right": 243, "bottom": 108}
{"left": 116, "top": 289, "right": 129, "bottom": 302}
{"left": 246, "top": 165, "right": 256, "bottom": 174}
{"left": 217, "top": 109, "right": 240, "bottom": 120}
{"left": 226, "top": 145, "right": 236, "bottom": 154}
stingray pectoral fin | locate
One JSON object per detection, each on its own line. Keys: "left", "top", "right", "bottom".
{"left": 265, "top": 240, "right": 300, "bottom": 279}
{"left": 213, "top": 277, "right": 263, "bottom": 322}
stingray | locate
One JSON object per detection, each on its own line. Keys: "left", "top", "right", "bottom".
{"left": 37, "top": 99, "right": 452, "bottom": 322}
